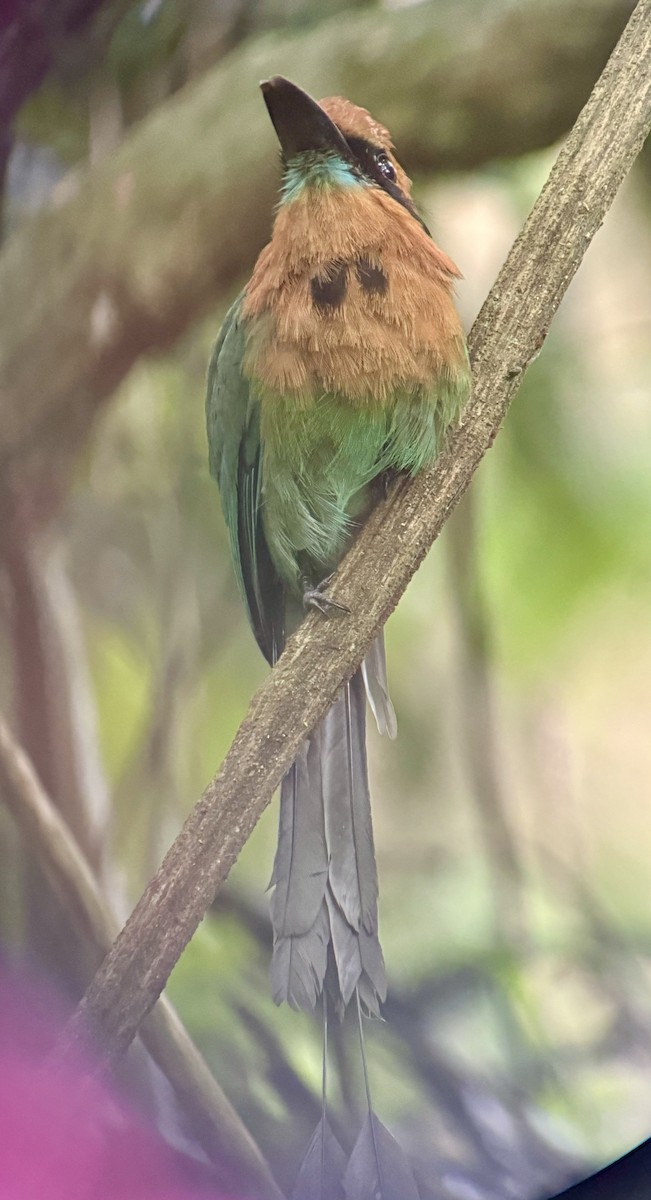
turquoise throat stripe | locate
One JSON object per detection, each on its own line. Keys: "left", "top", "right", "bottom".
{"left": 281, "top": 153, "right": 363, "bottom": 203}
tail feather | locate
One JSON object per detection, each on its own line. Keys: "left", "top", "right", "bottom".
{"left": 358, "top": 928, "right": 387, "bottom": 1015}
{"left": 270, "top": 901, "right": 330, "bottom": 1011}
{"left": 343, "top": 1113, "right": 420, "bottom": 1200}
{"left": 291, "top": 1115, "right": 346, "bottom": 1200}
{"left": 270, "top": 730, "right": 328, "bottom": 937}
{"left": 269, "top": 666, "right": 387, "bottom": 1015}
{"left": 273, "top": 643, "right": 413, "bottom": 1198}
{"left": 322, "top": 672, "right": 378, "bottom": 934}
{"left": 326, "top": 888, "right": 386, "bottom": 1018}
{"left": 362, "top": 635, "right": 397, "bottom": 740}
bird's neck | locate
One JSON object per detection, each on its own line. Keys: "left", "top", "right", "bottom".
{"left": 280, "top": 154, "right": 362, "bottom": 205}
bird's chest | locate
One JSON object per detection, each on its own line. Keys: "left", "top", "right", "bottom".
{"left": 258, "top": 390, "right": 436, "bottom": 589}
{"left": 242, "top": 250, "right": 462, "bottom": 586}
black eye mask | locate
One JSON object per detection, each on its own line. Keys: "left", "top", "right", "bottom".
{"left": 343, "top": 134, "right": 430, "bottom": 234}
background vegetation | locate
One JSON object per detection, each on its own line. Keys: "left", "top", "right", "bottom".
{"left": 1, "top": 1, "right": 650, "bottom": 1197}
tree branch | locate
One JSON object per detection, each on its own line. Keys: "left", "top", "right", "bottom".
{"left": 0, "top": 714, "right": 282, "bottom": 1200}
{"left": 58, "top": 0, "right": 651, "bottom": 1074}
{"left": 0, "top": 0, "right": 634, "bottom": 474}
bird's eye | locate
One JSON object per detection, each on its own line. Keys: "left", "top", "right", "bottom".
{"left": 376, "top": 152, "right": 396, "bottom": 182}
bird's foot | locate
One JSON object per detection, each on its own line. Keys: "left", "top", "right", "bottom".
{"left": 302, "top": 574, "right": 350, "bottom": 616}
{"left": 378, "top": 468, "right": 397, "bottom": 499}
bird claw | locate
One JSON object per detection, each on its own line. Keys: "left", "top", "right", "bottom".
{"left": 303, "top": 575, "right": 350, "bottom": 616}
{"left": 378, "top": 468, "right": 397, "bottom": 499}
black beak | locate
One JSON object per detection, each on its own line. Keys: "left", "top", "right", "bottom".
{"left": 260, "top": 76, "right": 352, "bottom": 162}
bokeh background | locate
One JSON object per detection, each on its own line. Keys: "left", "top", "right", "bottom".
{"left": 1, "top": 1, "right": 650, "bottom": 1198}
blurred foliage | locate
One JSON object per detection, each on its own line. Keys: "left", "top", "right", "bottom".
{"left": 2, "top": 2, "right": 651, "bottom": 1199}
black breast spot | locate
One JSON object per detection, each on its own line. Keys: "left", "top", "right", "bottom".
{"left": 311, "top": 260, "right": 348, "bottom": 310}
{"left": 356, "top": 257, "right": 388, "bottom": 295}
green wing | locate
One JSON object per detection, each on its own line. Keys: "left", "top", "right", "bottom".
{"left": 206, "top": 295, "right": 285, "bottom": 664}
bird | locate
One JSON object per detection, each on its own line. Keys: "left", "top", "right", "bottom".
{"left": 206, "top": 75, "right": 470, "bottom": 1193}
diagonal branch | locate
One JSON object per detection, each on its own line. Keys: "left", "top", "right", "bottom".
{"left": 58, "top": 0, "right": 651, "bottom": 1071}
{"left": 0, "top": 715, "right": 282, "bottom": 1200}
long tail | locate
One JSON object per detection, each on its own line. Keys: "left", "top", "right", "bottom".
{"left": 269, "top": 636, "right": 394, "bottom": 1015}
{"left": 273, "top": 638, "right": 421, "bottom": 1198}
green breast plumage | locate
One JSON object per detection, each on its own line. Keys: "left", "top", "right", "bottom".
{"left": 258, "top": 384, "right": 444, "bottom": 587}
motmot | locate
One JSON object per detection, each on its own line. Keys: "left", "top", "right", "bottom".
{"left": 207, "top": 77, "right": 470, "bottom": 1022}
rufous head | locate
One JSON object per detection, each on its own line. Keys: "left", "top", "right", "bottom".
{"left": 260, "top": 76, "right": 426, "bottom": 232}
{"left": 245, "top": 77, "right": 467, "bottom": 405}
